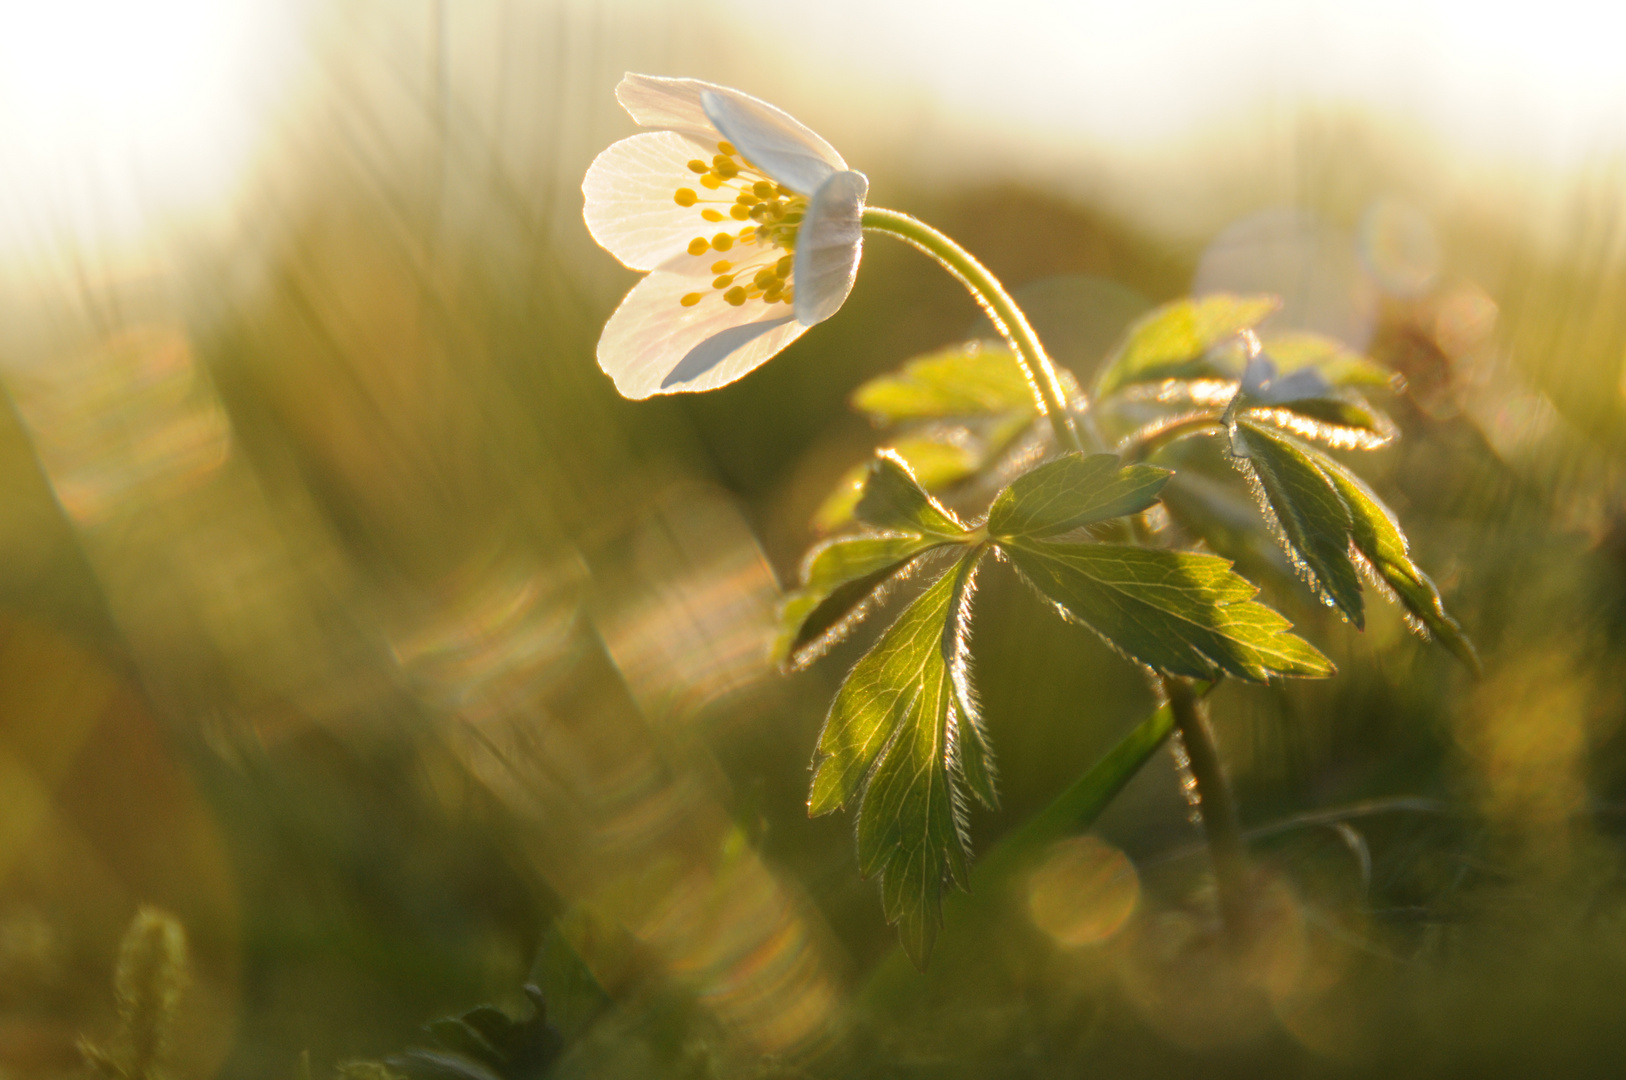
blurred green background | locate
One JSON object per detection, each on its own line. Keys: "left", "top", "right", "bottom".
{"left": 3, "top": 1, "right": 1626, "bottom": 1077}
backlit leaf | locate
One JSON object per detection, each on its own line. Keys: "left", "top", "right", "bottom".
{"left": 813, "top": 435, "right": 981, "bottom": 532}
{"left": 1319, "top": 452, "right": 1482, "bottom": 673}
{"left": 1262, "top": 331, "right": 1398, "bottom": 390}
{"left": 1003, "top": 538, "right": 1334, "bottom": 682}
{"left": 852, "top": 340, "right": 1039, "bottom": 421}
{"left": 1244, "top": 393, "right": 1398, "bottom": 451}
{"left": 809, "top": 549, "right": 993, "bottom": 967}
{"left": 774, "top": 533, "right": 948, "bottom": 666}
{"left": 1095, "top": 294, "right": 1280, "bottom": 399}
{"left": 988, "top": 452, "right": 1171, "bottom": 540}
{"left": 1231, "top": 418, "right": 1366, "bottom": 626}
{"left": 854, "top": 451, "right": 969, "bottom": 539}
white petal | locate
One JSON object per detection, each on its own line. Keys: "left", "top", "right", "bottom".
{"left": 583, "top": 132, "right": 733, "bottom": 272}
{"left": 700, "top": 89, "right": 846, "bottom": 196}
{"left": 793, "top": 171, "right": 868, "bottom": 327}
{"left": 615, "top": 73, "right": 720, "bottom": 146}
{"left": 597, "top": 271, "right": 807, "bottom": 398}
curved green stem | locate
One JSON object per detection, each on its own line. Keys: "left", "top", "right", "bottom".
{"left": 862, "top": 206, "right": 1085, "bottom": 454}
{"left": 1120, "top": 411, "right": 1225, "bottom": 463}
{"left": 1165, "top": 677, "right": 1252, "bottom": 943}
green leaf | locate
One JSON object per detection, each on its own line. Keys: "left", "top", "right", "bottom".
{"left": 1318, "top": 454, "right": 1482, "bottom": 674}
{"left": 988, "top": 452, "right": 1171, "bottom": 540}
{"left": 813, "top": 436, "right": 981, "bottom": 533}
{"left": 1232, "top": 420, "right": 1480, "bottom": 671}
{"left": 852, "top": 340, "right": 1039, "bottom": 422}
{"left": 810, "top": 550, "right": 993, "bottom": 967}
{"left": 1243, "top": 394, "right": 1397, "bottom": 451}
{"left": 1262, "top": 331, "right": 1397, "bottom": 390}
{"left": 1002, "top": 539, "right": 1334, "bottom": 682}
{"left": 1095, "top": 294, "right": 1280, "bottom": 399}
{"left": 774, "top": 533, "right": 947, "bottom": 666}
{"left": 854, "top": 451, "right": 969, "bottom": 539}
{"left": 1231, "top": 418, "right": 1367, "bottom": 627}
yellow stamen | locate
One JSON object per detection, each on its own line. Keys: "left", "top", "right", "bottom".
{"left": 753, "top": 268, "right": 778, "bottom": 289}
{"left": 702, "top": 209, "right": 724, "bottom": 222}
{"left": 674, "top": 188, "right": 698, "bottom": 207}
{"left": 738, "top": 227, "right": 757, "bottom": 242}
{"left": 680, "top": 293, "right": 702, "bottom": 307}
{"left": 713, "top": 274, "right": 735, "bottom": 289}
{"left": 713, "top": 155, "right": 739, "bottom": 178}
{"left": 748, "top": 288, "right": 764, "bottom": 300}
{"left": 700, "top": 173, "right": 723, "bottom": 190}
{"left": 724, "top": 286, "right": 748, "bottom": 306}
{"left": 753, "top": 181, "right": 775, "bottom": 199}
{"left": 718, "top": 141, "right": 737, "bottom": 156}
{"left": 763, "top": 287, "right": 782, "bottom": 303}
{"left": 711, "top": 259, "right": 732, "bottom": 273}
{"left": 729, "top": 205, "right": 751, "bottom": 221}
{"left": 712, "top": 233, "right": 735, "bottom": 251}
{"left": 687, "top": 160, "right": 708, "bottom": 174}
{"left": 736, "top": 191, "right": 759, "bottom": 205}
{"left": 776, "top": 255, "right": 793, "bottom": 277}
{"left": 687, "top": 237, "right": 709, "bottom": 256}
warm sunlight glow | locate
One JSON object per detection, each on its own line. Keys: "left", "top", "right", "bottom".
{"left": 0, "top": 0, "right": 303, "bottom": 255}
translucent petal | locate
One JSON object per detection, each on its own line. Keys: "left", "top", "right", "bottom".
{"left": 700, "top": 89, "right": 846, "bottom": 196}
{"left": 597, "top": 271, "right": 807, "bottom": 398}
{"left": 583, "top": 131, "right": 732, "bottom": 272}
{"left": 615, "top": 73, "right": 720, "bottom": 146}
{"left": 793, "top": 170, "right": 868, "bottom": 327}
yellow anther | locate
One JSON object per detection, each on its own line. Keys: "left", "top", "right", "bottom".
{"left": 713, "top": 155, "right": 739, "bottom": 178}
{"left": 749, "top": 205, "right": 768, "bottom": 223}
{"left": 700, "top": 173, "right": 723, "bottom": 190}
{"left": 701, "top": 209, "right": 724, "bottom": 222}
{"left": 753, "top": 181, "right": 775, "bottom": 199}
{"left": 712, "top": 233, "right": 734, "bottom": 251}
{"left": 736, "top": 191, "right": 759, "bottom": 205}
{"left": 753, "top": 268, "right": 778, "bottom": 289}
{"left": 767, "top": 201, "right": 786, "bottom": 220}
{"left": 748, "top": 288, "right": 764, "bottom": 300}
{"left": 674, "top": 188, "right": 698, "bottom": 207}
{"left": 775, "top": 184, "right": 791, "bottom": 196}
{"left": 711, "top": 259, "right": 732, "bottom": 273}
{"left": 738, "top": 227, "right": 756, "bottom": 242}
{"left": 763, "top": 286, "right": 782, "bottom": 303}
{"left": 718, "top": 141, "right": 737, "bottom": 156}
{"left": 776, "top": 255, "right": 793, "bottom": 277}
{"left": 687, "top": 237, "right": 709, "bottom": 256}
{"left": 713, "top": 274, "right": 735, "bottom": 289}
{"left": 680, "top": 292, "right": 703, "bottom": 307}
{"left": 687, "top": 160, "right": 709, "bottom": 174}
{"left": 724, "top": 286, "right": 748, "bottom": 306}
{"left": 729, "top": 205, "right": 751, "bottom": 220}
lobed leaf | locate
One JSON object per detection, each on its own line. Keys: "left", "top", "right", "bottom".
{"left": 851, "top": 340, "right": 1039, "bottom": 422}
{"left": 988, "top": 452, "right": 1171, "bottom": 540}
{"left": 1095, "top": 294, "right": 1280, "bottom": 400}
{"left": 1243, "top": 393, "right": 1397, "bottom": 451}
{"left": 1319, "top": 455, "right": 1482, "bottom": 673}
{"left": 1003, "top": 538, "right": 1334, "bottom": 682}
{"left": 1231, "top": 418, "right": 1366, "bottom": 626}
{"left": 854, "top": 451, "right": 969, "bottom": 539}
{"left": 1231, "top": 420, "right": 1479, "bottom": 670}
{"left": 813, "top": 436, "right": 981, "bottom": 532}
{"left": 1261, "top": 331, "right": 1398, "bottom": 391}
{"left": 809, "top": 549, "right": 993, "bottom": 967}
{"left": 774, "top": 533, "right": 948, "bottom": 666}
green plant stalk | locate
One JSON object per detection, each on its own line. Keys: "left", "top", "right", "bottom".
{"left": 865, "top": 205, "right": 1256, "bottom": 946}
{"left": 1165, "top": 677, "right": 1253, "bottom": 941}
{"left": 862, "top": 207, "right": 1084, "bottom": 453}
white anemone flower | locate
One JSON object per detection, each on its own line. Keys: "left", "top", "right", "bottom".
{"left": 583, "top": 74, "right": 869, "bottom": 398}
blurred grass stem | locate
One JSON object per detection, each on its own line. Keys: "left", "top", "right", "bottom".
{"left": 1166, "top": 677, "right": 1253, "bottom": 944}
{"left": 861, "top": 207, "right": 1085, "bottom": 452}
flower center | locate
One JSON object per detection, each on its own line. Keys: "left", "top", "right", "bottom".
{"left": 672, "top": 141, "right": 808, "bottom": 311}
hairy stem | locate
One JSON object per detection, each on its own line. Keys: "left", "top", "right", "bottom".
{"left": 1165, "top": 677, "right": 1252, "bottom": 941}
{"left": 861, "top": 206, "right": 1085, "bottom": 453}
